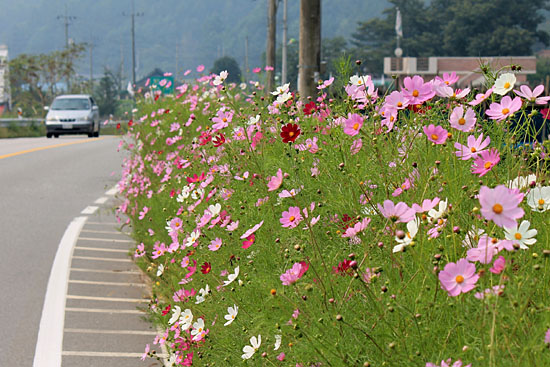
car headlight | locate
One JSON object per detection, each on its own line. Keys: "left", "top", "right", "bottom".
{"left": 46, "top": 116, "right": 57, "bottom": 123}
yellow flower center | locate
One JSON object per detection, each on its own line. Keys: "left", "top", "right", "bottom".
{"left": 412, "top": 90, "right": 419, "bottom": 97}
{"left": 484, "top": 162, "right": 492, "bottom": 169}
{"left": 504, "top": 82, "right": 510, "bottom": 89}
{"left": 353, "top": 123, "right": 360, "bottom": 130}
{"left": 492, "top": 203, "right": 503, "bottom": 214}
{"left": 455, "top": 275, "right": 464, "bottom": 284}
{"left": 397, "top": 102, "right": 403, "bottom": 107}
{"left": 431, "top": 134, "right": 439, "bottom": 141}
{"left": 539, "top": 199, "right": 545, "bottom": 206}
{"left": 514, "top": 233, "right": 522, "bottom": 240}
{"left": 470, "top": 147, "right": 477, "bottom": 153}
{"left": 288, "top": 131, "right": 294, "bottom": 137}
{"left": 289, "top": 216, "right": 295, "bottom": 222}
{"left": 502, "top": 108, "right": 510, "bottom": 115}
{"left": 390, "top": 116, "right": 395, "bottom": 122}
{"left": 458, "top": 117, "right": 466, "bottom": 125}
{"left": 223, "top": 118, "right": 227, "bottom": 122}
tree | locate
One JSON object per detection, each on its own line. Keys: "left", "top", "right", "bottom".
{"left": 211, "top": 56, "right": 242, "bottom": 84}
{"left": 351, "top": 0, "right": 550, "bottom": 75}
{"left": 94, "top": 69, "right": 119, "bottom": 117}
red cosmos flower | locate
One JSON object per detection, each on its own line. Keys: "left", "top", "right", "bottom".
{"left": 128, "top": 119, "right": 133, "bottom": 127}
{"left": 332, "top": 259, "right": 356, "bottom": 276}
{"left": 280, "top": 123, "right": 301, "bottom": 143}
{"left": 541, "top": 108, "right": 550, "bottom": 120}
{"left": 201, "top": 262, "right": 211, "bottom": 274}
{"left": 199, "top": 131, "right": 212, "bottom": 146}
{"left": 186, "top": 172, "right": 205, "bottom": 183}
{"left": 161, "top": 305, "right": 171, "bottom": 316}
{"left": 242, "top": 234, "right": 255, "bottom": 249}
{"left": 212, "top": 133, "right": 226, "bottom": 147}
{"left": 303, "top": 101, "right": 317, "bottom": 115}
{"left": 116, "top": 123, "right": 121, "bottom": 130}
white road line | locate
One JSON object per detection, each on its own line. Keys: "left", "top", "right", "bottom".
{"left": 74, "top": 246, "right": 128, "bottom": 253}
{"left": 105, "top": 186, "right": 118, "bottom": 196}
{"left": 65, "top": 307, "right": 144, "bottom": 314}
{"left": 66, "top": 295, "right": 148, "bottom": 303}
{"left": 70, "top": 267, "right": 140, "bottom": 275}
{"left": 62, "top": 351, "right": 146, "bottom": 358}
{"left": 72, "top": 255, "right": 131, "bottom": 263}
{"left": 33, "top": 216, "right": 87, "bottom": 367}
{"left": 64, "top": 328, "right": 156, "bottom": 336}
{"left": 69, "top": 279, "right": 146, "bottom": 287}
{"left": 78, "top": 236, "right": 133, "bottom": 243}
{"left": 94, "top": 197, "right": 109, "bottom": 204}
{"left": 81, "top": 206, "right": 99, "bottom": 215}
{"left": 81, "top": 229, "right": 129, "bottom": 235}
{"left": 86, "top": 221, "right": 120, "bottom": 226}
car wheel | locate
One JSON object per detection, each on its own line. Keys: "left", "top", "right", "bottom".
{"left": 54, "top": 134, "right": 59, "bottom": 138}
{"left": 88, "top": 133, "right": 93, "bottom": 138}
{"left": 46, "top": 133, "right": 52, "bottom": 138}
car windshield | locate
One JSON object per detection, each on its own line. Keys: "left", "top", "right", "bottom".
{"left": 51, "top": 98, "right": 90, "bottom": 110}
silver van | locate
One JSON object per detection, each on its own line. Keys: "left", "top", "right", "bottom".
{"left": 45, "top": 94, "right": 100, "bottom": 138}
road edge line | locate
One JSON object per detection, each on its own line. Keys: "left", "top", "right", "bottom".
{"left": 33, "top": 216, "right": 87, "bottom": 367}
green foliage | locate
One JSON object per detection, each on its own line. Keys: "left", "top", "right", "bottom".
{"left": 211, "top": 56, "right": 242, "bottom": 83}
{"left": 528, "top": 57, "right": 550, "bottom": 86}
{"left": 94, "top": 69, "right": 119, "bottom": 116}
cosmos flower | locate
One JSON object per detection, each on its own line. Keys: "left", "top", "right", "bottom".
{"left": 438, "top": 258, "right": 479, "bottom": 297}
{"left": 280, "top": 123, "right": 301, "bottom": 143}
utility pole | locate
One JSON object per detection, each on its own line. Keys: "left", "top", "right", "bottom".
{"left": 124, "top": 0, "right": 143, "bottom": 87}
{"left": 282, "top": 0, "right": 288, "bottom": 85}
{"left": 298, "top": 0, "right": 321, "bottom": 100}
{"left": 57, "top": 5, "right": 76, "bottom": 48}
{"left": 89, "top": 41, "right": 93, "bottom": 95}
{"left": 266, "top": 0, "right": 278, "bottom": 94}
{"left": 244, "top": 36, "right": 249, "bottom": 82}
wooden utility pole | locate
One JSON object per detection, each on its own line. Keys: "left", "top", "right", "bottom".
{"left": 282, "top": 0, "right": 288, "bottom": 84}
{"left": 298, "top": 0, "right": 321, "bottom": 100}
{"left": 266, "top": 0, "right": 278, "bottom": 94}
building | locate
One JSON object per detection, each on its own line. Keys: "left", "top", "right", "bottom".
{"left": 0, "top": 45, "right": 10, "bottom": 114}
{"left": 383, "top": 56, "right": 536, "bottom": 88}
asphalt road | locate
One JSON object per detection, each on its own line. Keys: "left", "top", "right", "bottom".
{"left": 0, "top": 136, "right": 124, "bottom": 367}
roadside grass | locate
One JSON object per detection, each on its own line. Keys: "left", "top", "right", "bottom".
{"left": 116, "top": 72, "right": 550, "bottom": 366}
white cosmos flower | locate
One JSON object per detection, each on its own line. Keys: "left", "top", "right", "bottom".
{"left": 156, "top": 264, "right": 164, "bottom": 277}
{"left": 208, "top": 203, "right": 221, "bottom": 217}
{"left": 179, "top": 309, "right": 193, "bottom": 331}
{"left": 195, "top": 285, "right": 210, "bottom": 304}
{"left": 427, "top": 198, "right": 448, "bottom": 222}
{"left": 184, "top": 230, "right": 201, "bottom": 248}
{"left": 223, "top": 304, "right": 238, "bottom": 326}
{"left": 462, "top": 226, "right": 485, "bottom": 249}
{"left": 276, "top": 92, "right": 292, "bottom": 104}
{"left": 213, "top": 70, "right": 228, "bottom": 86}
{"left": 191, "top": 188, "right": 204, "bottom": 200}
{"left": 168, "top": 305, "right": 181, "bottom": 325}
{"left": 393, "top": 216, "right": 419, "bottom": 253}
{"left": 177, "top": 186, "right": 191, "bottom": 202}
{"left": 274, "top": 334, "right": 282, "bottom": 350}
{"left": 247, "top": 114, "right": 261, "bottom": 125}
{"left": 504, "top": 220, "right": 537, "bottom": 249}
{"left": 271, "top": 83, "right": 290, "bottom": 96}
{"left": 493, "top": 73, "right": 516, "bottom": 96}
{"left": 242, "top": 334, "right": 261, "bottom": 360}
{"left": 223, "top": 266, "right": 240, "bottom": 286}
{"left": 190, "top": 318, "right": 205, "bottom": 341}
{"left": 526, "top": 186, "right": 550, "bottom": 212}
{"left": 507, "top": 174, "right": 537, "bottom": 191}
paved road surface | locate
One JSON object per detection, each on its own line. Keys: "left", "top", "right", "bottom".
{"left": 0, "top": 136, "right": 155, "bottom": 366}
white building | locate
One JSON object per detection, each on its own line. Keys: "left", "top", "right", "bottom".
{"left": 0, "top": 45, "right": 9, "bottom": 110}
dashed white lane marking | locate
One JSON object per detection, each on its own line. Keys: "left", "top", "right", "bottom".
{"left": 70, "top": 268, "right": 140, "bottom": 275}
{"left": 66, "top": 295, "right": 148, "bottom": 303}
{"left": 64, "top": 328, "right": 156, "bottom": 336}
{"left": 33, "top": 216, "right": 87, "bottom": 367}
{"left": 105, "top": 186, "right": 118, "bottom": 196}
{"left": 65, "top": 307, "right": 144, "bottom": 314}
{"left": 62, "top": 351, "right": 146, "bottom": 358}
{"left": 81, "top": 206, "right": 99, "bottom": 215}
{"left": 81, "top": 229, "right": 129, "bottom": 235}
{"left": 72, "top": 255, "right": 131, "bottom": 263}
{"left": 94, "top": 197, "right": 109, "bottom": 204}
{"left": 69, "top": 279, "right": 146, "bottom": 287}
{"left": 78, "top": 237, "right": 133, "bottom": 243}
{"left": 86, "top": 221, "right": 120, "bottom": 226}
{"left": 74, "top": 246, "right": 128, "bottom": 253}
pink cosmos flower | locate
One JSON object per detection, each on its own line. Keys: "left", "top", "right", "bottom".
{"left": 141, "top": 344, "right": 150, "bottom": 361}
{"left": 489, "top": 255, "right": 506, "bottom": 274}
{"left": 514, "top": 84, "right": 550, "bottom": 105}
{"left": 277, "top": 353, "right": 285, "bottom": 361}
{"left": 454, "top": 133, "right": 490, "bottom": 160}
{"left": 468, "top": 87, "right": 494, "bottom": 106}
{"left": 196, "top": 64, "right": 205, "bottom": 72}
{"left": 435, "top": 71, "right": 459, "bottom": 86}
{"left": 343, "top": 113, "right": 364, "bottom": 136}
{"left": 412, "top": 197, "right": 441, "bottom": 213}
{"left": 240, "top": 220, "right": 264, "bottom": 239}
{"left": 252, "top": 67, "right": 261, "bottom": 73}
{"left": 212, "top": 109, "right": 233, "bottom": 130}
{"left": 486, "top": 96, "right": 522, "bottom": 121}
{"left": 466, "top": 235, "right": 499, "bottom": 264}
{"left": 479, "top": 185, "right": 524, "bottom": 228}
{"left": 545, "top": 329, "right": 550, "bottom": 345}
{"left": 474, "top": 285, "right": 505, "bottom": 300}
{"left": 402, "top": 75, "right": 435, "bottom": 105}
{"left": 426, "top": 358, "right": 472, "bottom": 367}
{"left": 138, "top": 206, "right": 149, "bottom": 220}
{"left": 449, "top": 106, "right": 476, "bottom": 132}
{"left": 280, "top": 206, "right": 303, "bottom": 228}
{"left": 267, "top": 168, "right": 283, "bottom": 191}
{"left": 385, "top": 91, "right": 409, "bottom": 110}
{"left": 342, "top": 217, "right": 371, "bottom": 237}
{"left": 471, "top": 148, "right": 500, "bottom": 177}
{"left": 208, "top": 238, "right": 222, "bottom": 251}
{"left": 280, "top": 261, "right": 309, "bottom": 285}
{"left": 350, "top": 138, "right": 363, "bottom": 155}
{"left": 317, "top": 76, "right": 334, "bottom": 89}
{"left": 423, "top": 124, "right": 448, "bottom": 144}
{"left": 438, "top": 258, "right": 479, "bottom": 297}
{"left": 377, "top": 200, "right": 415, "bottom": 223}
{"left": 241, "top": 234, "right": 255, "bottom": 249}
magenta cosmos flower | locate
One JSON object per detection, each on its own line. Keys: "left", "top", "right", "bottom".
{"left": 471, "top": 147, "right": 500, "bottom": 177}
{"left": 280, "top": 206, "right": 303, "bottom": 228}
{"left": 479, "top": 185, "right": 524, "bottom": 228}
{"left": 280, "top": 261, "right": 309, "bottom": 285}
{"left": 449, "top": 106, "right": 476, "bottom": 132}
{"left": 402, "top": 75, "right": 435, "bottom": 105}
{"left": 343, "top": 113, "right": 364, "bottom": 136}
{"left": 485, "top": 96, "right": 522, "bottom": 121}
{"left": 423, "top": 124, "right": 448, "bottom": 144}
{"left": 454, "top": 133, "right": 490, "bottom": 160}
{"left": 438, "top": 258, "right": 479, "bottom": 297}
{"left": 377, "top": 200, "right": 415, "bottom": 223}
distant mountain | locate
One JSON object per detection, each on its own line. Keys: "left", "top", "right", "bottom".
{"left": 0, "top": 0, "right": 389, "bottom": 82}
